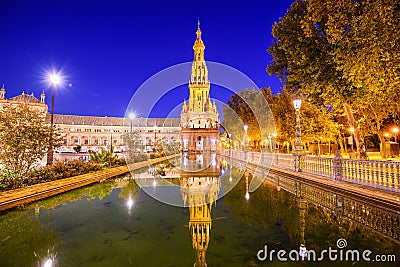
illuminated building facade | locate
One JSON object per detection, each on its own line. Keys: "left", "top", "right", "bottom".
{"left": 0, "top": 84, "right": 180, "bottom": 154}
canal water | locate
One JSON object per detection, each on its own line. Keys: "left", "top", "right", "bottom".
{"left": 0, "top": 158, "right": 399, "bottom": 266}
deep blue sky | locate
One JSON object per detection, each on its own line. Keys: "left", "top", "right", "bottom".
{"left": 0, "top": 0, "right": 293, "bottom": 118}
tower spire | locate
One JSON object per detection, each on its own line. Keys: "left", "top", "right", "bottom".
{"left": 0, "top": 84, "right": 5, "bottom": 99}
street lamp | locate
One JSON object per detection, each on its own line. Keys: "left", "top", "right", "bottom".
{"left": 46, "top": 72, "right": 60, "bottom": 165}
{"left": 349, "top": 127, "right": 355, "bottom": 153}
{"left": 244, "top": 124, "right": 249, "bottom": 160}
{"left": 154, "top": 125, "right": 157, "bottom": 152}
{"left": 293, "top": 98, "right": 303, "bottom": 171}
{"left": 392, "top": 127, "right": 399, "bottom": 143}
{"left": 129, "top": 112, "right": 136, "bottom": 133}
{"left": 110, "top": 130, "right": 114, "bottom": 152}
{"left": 228, "top": 133, "right": 232, "bottom": 157}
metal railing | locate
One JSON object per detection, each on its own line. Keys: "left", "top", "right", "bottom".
{"left": 219, "top": 150, "right": 400, "bottom": 192}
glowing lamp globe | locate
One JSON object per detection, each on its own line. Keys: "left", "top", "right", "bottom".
{"left": 293, "top": 98, "right": 302, "bottom": 110}
{"left": 49, "top": 74, "right": 60, "bottom": 85}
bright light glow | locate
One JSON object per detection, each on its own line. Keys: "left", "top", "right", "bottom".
{"left": 43, "top": 258, "right": 53, "bottom": 267}
{"left": 49, "top": 73, "right": 60, "bottom": 85}
{"left": 349, "top": 127, "right": 355, "bottom": 133}
{"left": 299, "top": 244, "right": 307, "bottom": 259}
{"left": 393, "top": 127, "right": 399, "bottom": 133}
{"left": 129, "top": 112, "right": 136, "bottom": 119}
{"left": 127, "top": 197, "right": 134, "bottom": 209}
{"left": 243, "top": 125, "right": 248, "bottom": 132}
{"left": 272, "top": 132, "right": 277, "bottom": 137}
{"left": 293, "top": 98, "right": 302, "bottom": 109}
{"left": 384, "top": 132, "right": 390, "bottom": 138}
{"left": 153, "top": 179, "right": 157, "bottom": 187}
{"left": 245, "top": 192, "right": 250, "bottom": 201}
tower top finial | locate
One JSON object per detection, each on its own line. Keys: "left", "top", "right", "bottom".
{"left": 198, "top": 18, "right": 200, "bottom": 29}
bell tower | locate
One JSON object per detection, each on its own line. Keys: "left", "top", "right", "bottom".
{"left": 180, "top": 21, "right": 219, "bottom": 153}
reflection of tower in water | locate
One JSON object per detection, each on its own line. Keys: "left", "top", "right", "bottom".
{"left": 180, "top": 164, "right": 220, "bottom": 267}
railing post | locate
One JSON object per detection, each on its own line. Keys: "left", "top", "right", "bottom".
{"left": 294, "top": 154, "right": 302, "bottom": 172}
{"left": 333, "top": 150, "right": 342, "bottom": 180}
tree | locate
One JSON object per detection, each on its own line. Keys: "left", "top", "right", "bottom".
{"left": 90, "top": 148, "right": 119, "bottom": 166}
{"left": 0, "top": 104, "right": 60, "bottom": 177}
{"left": 223, "top": 88, "right": 275, "bottom": 151}
{"left": 123, "top": 131, "right": 148, "bottom": 164}
{"left": 265, "top": 87, "right": 339, "bottom": 153}
{"left": 267, "top": 0, "right": 400, "bottom": 159}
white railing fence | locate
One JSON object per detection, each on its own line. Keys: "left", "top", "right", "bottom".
{"left": 218, "top": 150, "right": 399, "bottom": 192}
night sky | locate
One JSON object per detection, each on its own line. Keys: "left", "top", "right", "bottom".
{"left": 1, "top": 0, "right": 293, "bottom": 118}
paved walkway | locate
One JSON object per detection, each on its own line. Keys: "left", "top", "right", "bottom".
{"left": 0, "top": 155, "right": 177, "bottom": 212}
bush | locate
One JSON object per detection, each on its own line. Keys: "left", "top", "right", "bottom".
{"left": 23, "top": 160, "right": 104, "bottom": 187}
{"left": 0, "top": 169, "right": 23, "bottom": 191}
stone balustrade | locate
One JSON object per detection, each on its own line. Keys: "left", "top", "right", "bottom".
{"left": 219, "top": 150, "right": 399, "bottom": 192}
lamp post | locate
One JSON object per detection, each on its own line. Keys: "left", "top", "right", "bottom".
{"left": 349, "top": 127, "right": 355, "bottom": 153}
{"left": 46, "top": 72, "right": 60, "bottom": 165}
{"left": 129, "top": 112, "right": 135, "bottom": 133}
{"left": 393, "top": 127, "right": 399, "bottom": 143}
{"left": 293, "top": 98, "right": 303, "bottom": 171}
{"left": 154, "top": 125, "right": 157, "bottom": 152}
{"left": 110, "top": 130, "right": 114, "bottom": 152}
{"left": 244, "top": 125, "right": 248, "bottom": 160}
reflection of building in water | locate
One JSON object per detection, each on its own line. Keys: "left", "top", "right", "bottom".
{"left": 181, "top": 152, "right": 218, "bottom": 174}
{"left": 180, "top": 164, "right": 220, "bottom": 267}
{"left": 180, "top": 21, "right": 219, "bottom": 153}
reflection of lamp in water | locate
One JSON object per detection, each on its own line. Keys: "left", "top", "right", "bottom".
{"left": 127, "top": 196, "right": 134, "bottom": 209}
{"left": 42, "top": 258, "right": 53, "bottom": 267}
{"left": 298, "top": 185, "right": 308, "bottom": 260}
{"left": 245, "top": 172, "right": 250, "bottom": 201}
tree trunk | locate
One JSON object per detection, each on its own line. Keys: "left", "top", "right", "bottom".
{"left": 338, "top": 135, "right": 345, "bottom": 153}
{"left": 343, "top": 103, "right": 368, "bottom": 159}
{"left": 378, "top": 133, "right": 387, "bottom": 159}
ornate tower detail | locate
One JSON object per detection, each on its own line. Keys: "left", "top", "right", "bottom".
{"left": 180, "top": 21, "right": 219, "bottom": 153}
{"left": 0, "top": 84, "right": 6, "bottom": 99}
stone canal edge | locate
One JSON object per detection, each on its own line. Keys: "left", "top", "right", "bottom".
{"left": 0, "top": 155, "right": 178, "bottom": 212}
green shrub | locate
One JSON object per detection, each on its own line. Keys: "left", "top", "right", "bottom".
{"left": 0, "top": 169, "right": 23, "bottom": 191}
{"left": 23, "top": 160, "right": 104, "bottom": 187}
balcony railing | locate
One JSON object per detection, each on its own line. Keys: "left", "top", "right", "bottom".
{"left": 218, "top": 150, "right": 399, "bottom": 192}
